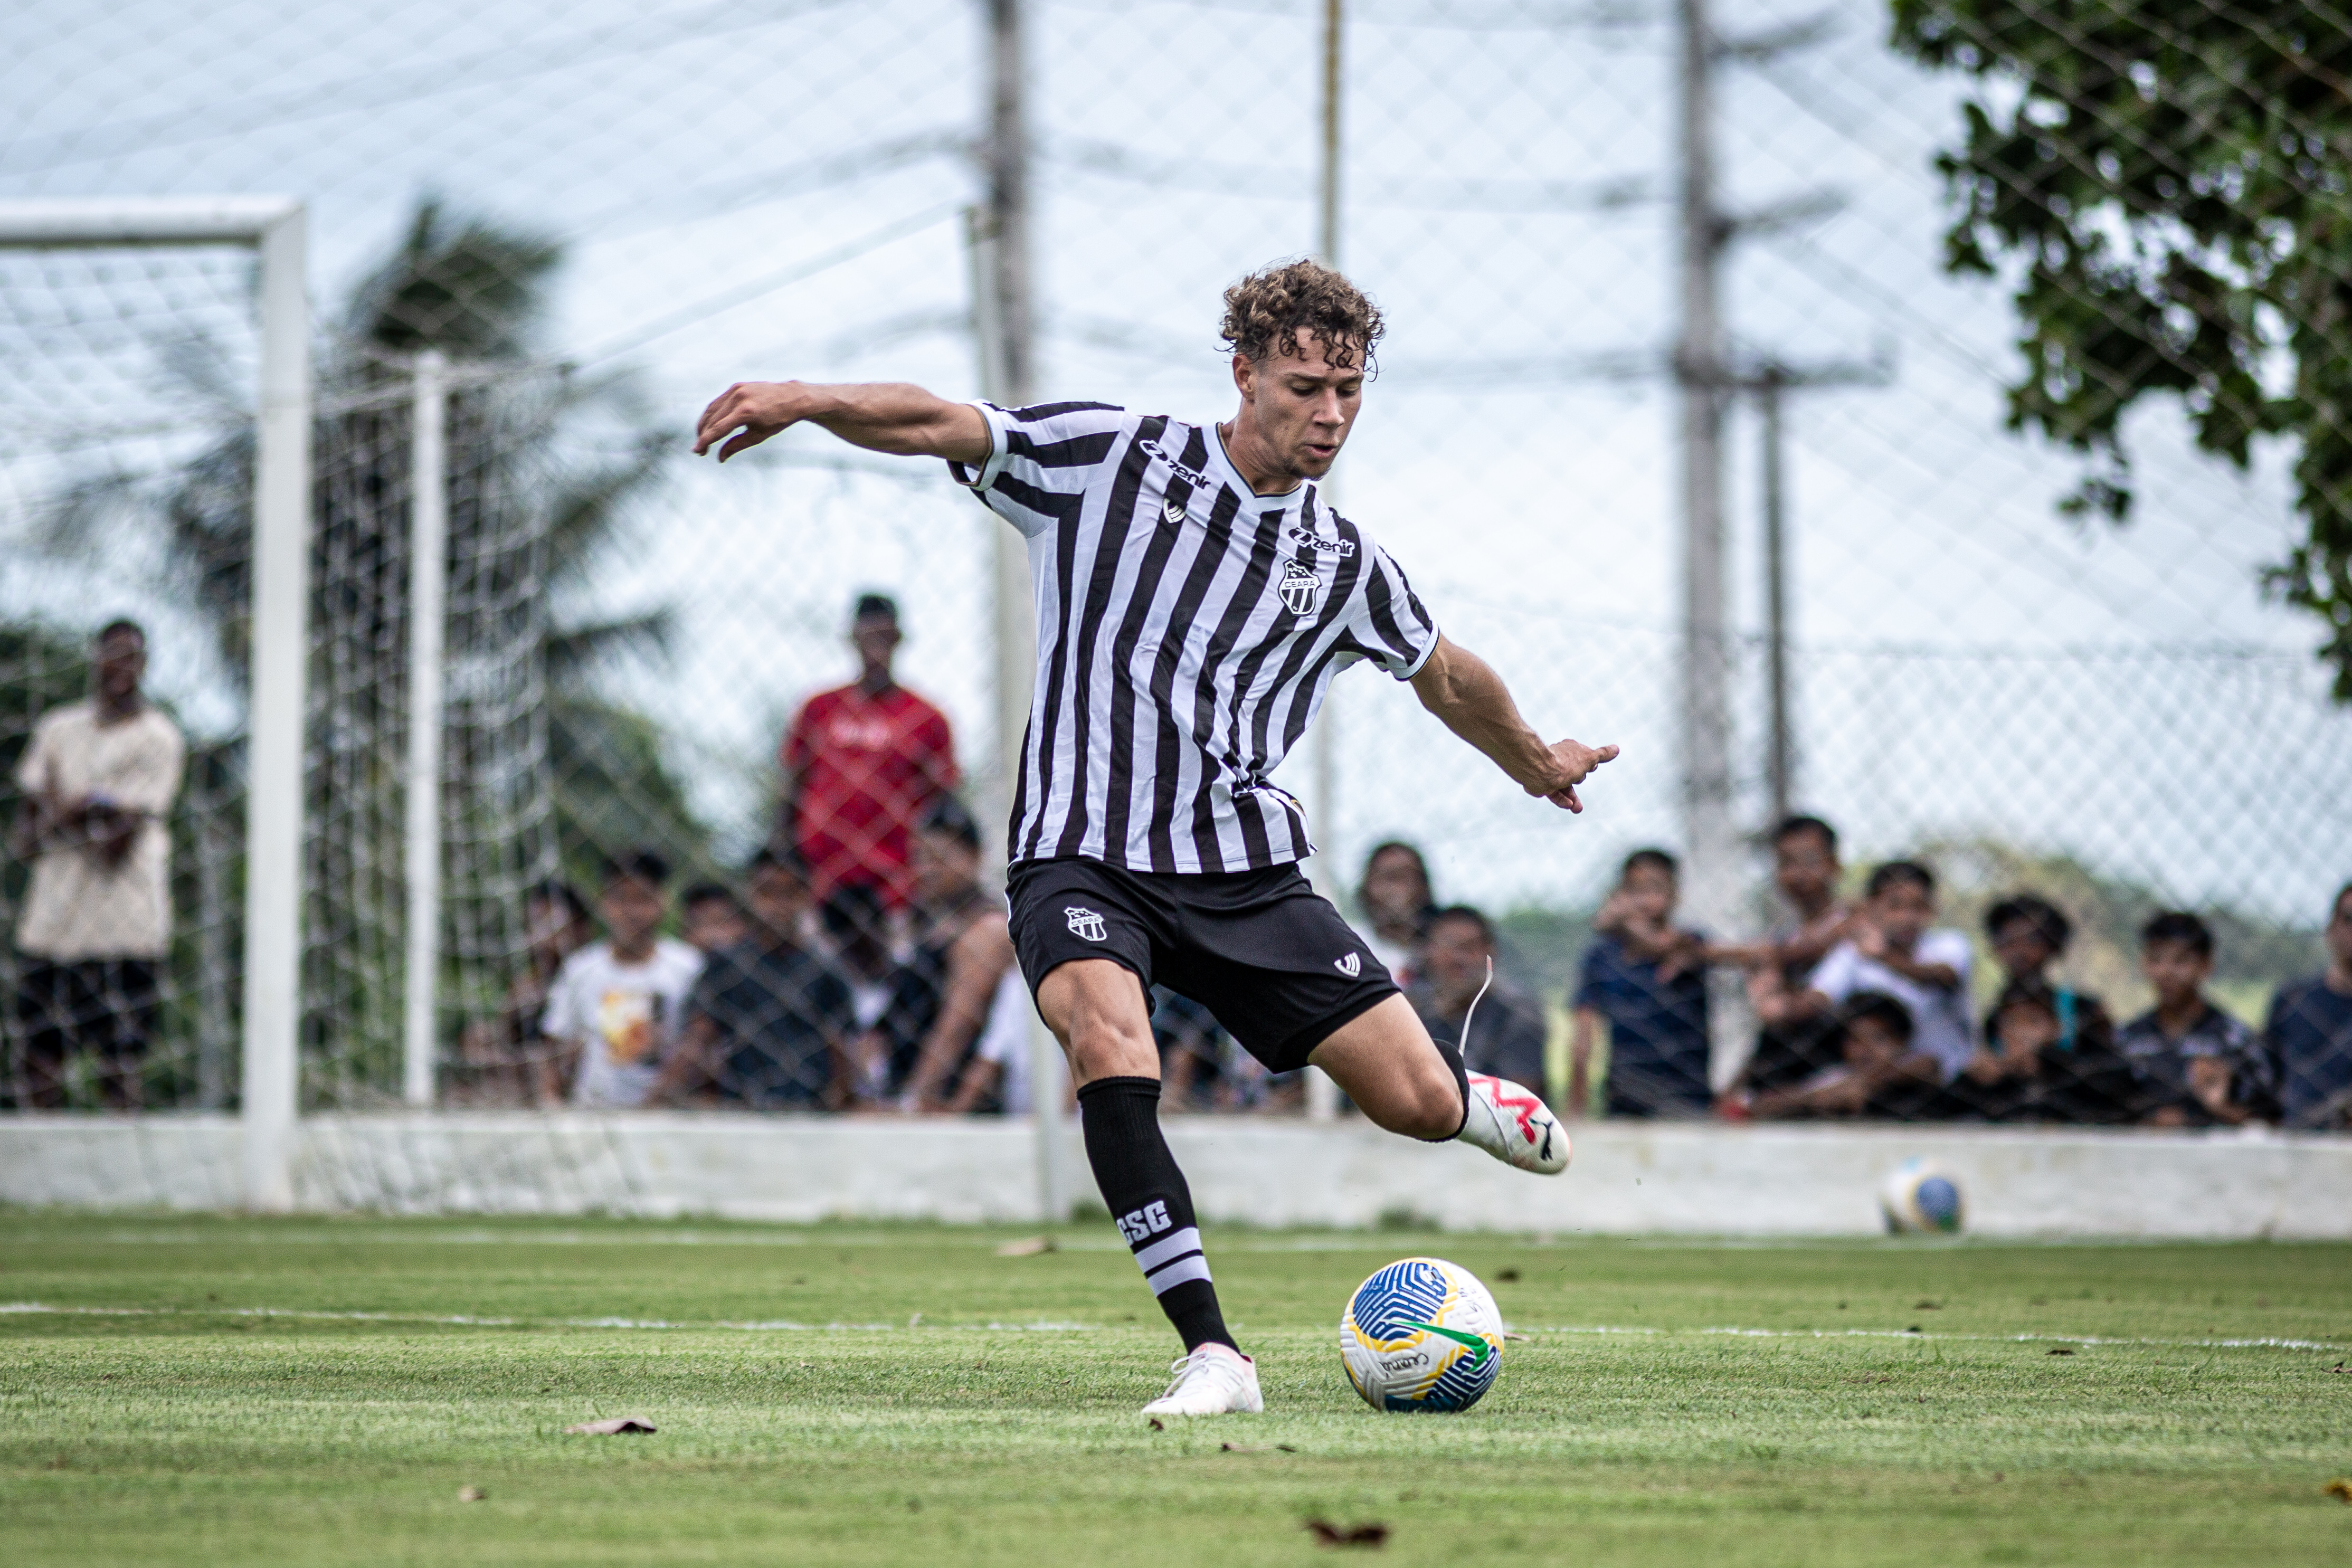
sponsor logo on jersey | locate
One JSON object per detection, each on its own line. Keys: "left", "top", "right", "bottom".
{"left": 1136, "top": 438, "right": 1213, "bottom": 490}
{"left": 1117, "top": 1199, "right": 1172, "bottom": 1243}
{"left": 1278, "top": 557, "right": 1322, "bottom": 616}
{"left": 1065, "top": 906, "right": 1108, "bottom": 942}
{"left": 1334, "top": 952, "right": 1361, "bottom": 978}
{"left": 1284, "top": 525, "right": 1357, "bottom": 557}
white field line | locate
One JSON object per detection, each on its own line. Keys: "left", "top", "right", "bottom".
{"left": 4, "top": 1301, "right": 2342, "bottom": 1353}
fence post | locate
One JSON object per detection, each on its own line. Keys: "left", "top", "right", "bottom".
{"left": 401, "top": 350, "right": 448, "bottom": 1109}
{"left": 241, "top": 202, "right": 311, "bottom": 1210}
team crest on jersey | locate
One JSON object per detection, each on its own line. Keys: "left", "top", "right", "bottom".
{"left": 1162, "top": 498, "right": 1186, "bottom": 525}
{"left": 1278, "top": 558, "right": 1323, "bottom": 616}
{"left": 1065, "top": 906, "right": 1108, "bottom": 942}
{"left": 1334, "top": 952, "right": 1362, "bottom": 978}
{"left": 1285, "top": 525, "right": 1357, "bottom": 557}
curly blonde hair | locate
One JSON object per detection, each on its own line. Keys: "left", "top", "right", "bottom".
{"left": 1219, "top": 259, "right": 1384, "bottom": 374}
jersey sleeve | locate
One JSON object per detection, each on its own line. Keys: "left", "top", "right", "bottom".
{"left": 540, "top": 956, "right": 586, "bottom": 1043}
{"left": 1805, "top": 943, "right": 1860, "bottom": 1001}
{"left": 1338, "top": 539, "right": 1440, "bottom": 681}
{"left": 945, "top": 400, "right": 1131, "bottom": 539}
{"left": 12, "top": 711, "right": 55, "bottom": 794}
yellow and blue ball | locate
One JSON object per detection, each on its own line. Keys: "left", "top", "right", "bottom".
{"left": 1339, "top": 1257, "right": 1504, "bottom": 1412}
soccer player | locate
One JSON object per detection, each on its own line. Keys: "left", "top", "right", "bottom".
{"left": 694, "top": 259, "right": 1616, "bottom": 1417}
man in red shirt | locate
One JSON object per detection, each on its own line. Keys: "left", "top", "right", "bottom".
{"left": 780, "top": 595, "right": 959, "bottom": 913}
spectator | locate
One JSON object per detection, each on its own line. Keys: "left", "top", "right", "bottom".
{"left": 946, "top": 961, "right": 1039, "bottom": 1116}
{"left": 876, "top": 796, "right": 995, "bottom": 1097}
{"left": 1980, "top": 893, "right": 2114, "bottom": 1058}
{"left": 456, "top": 878, "right": 592, "bottom": 1105}
{"left": 821, "top": 881, "right": 902, "bottom": 1103}
{"left": 680, "top": 881, "right": 748, "bottom": 955}
{"left": 2115, "top": 911, "right": 2269, "bottom": 1126}
{"left": 1734, "top": 814, "right": 1854, "bottom": 1098}
{"left": 537, "top": 849, "right": 703, "bottom": 1107}
{"left": 2265, "top": 882, "right": 2352, "bottom": 1130}
{"left": 1960, "top": 976, "right": 2139, "bottom": 1124}
{"left": 1764, "top": 860, "right": 1975, "bottom": 1085}
{"left": 780, "top": 593, "right": 959, "bottom": 913}
{"left": 899, "top": 826, "right": 1021, "bottom": 1113}
{"left": 1152, "top": 987, "right": 1229, "bottom": 1111}
{"left": 1570, "top": 850, "right": 1712, "bottom": 1118}
{"left": 659, "top": 849, "right": 857, "bottom": 1110}
{"left": 1752, "top": 991, "right": 1937, "bottom": 1119}
{"left": 10, "top": 620, "right": 184, "bottom": 1110}
{"left": 1358, "top": 840, "right": 1436, "bottom": 985}
{"left": 1410, "top": 905, "right": 1547, "bottom": 1092}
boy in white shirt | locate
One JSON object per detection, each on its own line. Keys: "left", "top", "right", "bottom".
{"left": 1758, "top": 859, "right": 1975, "bottom": 1084}
{"left": 538, "top": 850, "right": 703, "bottom": 1108}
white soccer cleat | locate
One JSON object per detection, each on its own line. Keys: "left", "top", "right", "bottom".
{"left": 1140, "top": 1343, "right": 1263, "bottom": 1417}
{"left": 1459, "top": 1073, "right": 1571, "bottom": 1175}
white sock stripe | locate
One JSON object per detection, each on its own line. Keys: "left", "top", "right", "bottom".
{"left": 1131, "top": 1226, "right": 1201, "bottom": 1273}
{"left": 1143, "top": 1252, "right": 1212, "bottom": 1296}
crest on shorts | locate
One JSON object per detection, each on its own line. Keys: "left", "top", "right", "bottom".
{"left": 1065, "top": 906, "right": 1108, "bottom": 943}
{"left": 1278, "top": 557, "right": 1322, "bottom": 616}
{"left": 1334, "top": 952, "right": 1362, "bottom": 978}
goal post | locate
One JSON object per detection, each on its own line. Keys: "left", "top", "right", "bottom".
{"left": 0, "top": 197, "right": 311, "bottom": 1211}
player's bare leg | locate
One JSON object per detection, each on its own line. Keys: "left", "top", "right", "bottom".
{"left": 1310, "top": 994, "right": 1571, "bottom": 1174}
{"left": 1037, "top": 959, "right": 1261, "bottom": 1417}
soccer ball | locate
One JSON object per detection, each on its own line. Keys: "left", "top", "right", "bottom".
{"left": 1880, "top": 1157, "right": 1965, "bottom": 1233}
{"left": 1339, "top": 1257, "right": 1504, "bottom": 1412}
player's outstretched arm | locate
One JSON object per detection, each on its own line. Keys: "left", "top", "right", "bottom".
{"left": 693, "top": 379, "right": 992, "bottom": 464}
{"left": 1407, "top": 634, "right": 1618, "bottom": 813}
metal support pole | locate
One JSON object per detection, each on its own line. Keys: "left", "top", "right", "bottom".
{"left": 1759, "top": 367, "right": 1791, "bottom": 828}
{"left": 1303, "top": 0, "right": 1347, "bottom": 1124}
{"left": 242, "top": 205, "right": 312, "bottom": 1209}
{"left": 1675, "top": 0, "right": 1737, "bottom": 940}
{"left": 401, "top": 350, "right": 448, "bottom": 1108}
{"left": 981, "top": 0, "right": 1070, "bottom": 1222}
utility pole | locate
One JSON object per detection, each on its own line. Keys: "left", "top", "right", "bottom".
{"left": 1758, "top": 365, "right": 1791, "bottom": 828}
{"left": 1740, "top": 354, "right": 1888, "bottom": 828}
{"left": 977, "top": 0, "right": 1069, "bottom": 1222}
{"left": 1674, "top": 0, "right": 1737, "bottom": 942}
{"left": 1303, "top": 0, "right": 1346, "bottom": 1124}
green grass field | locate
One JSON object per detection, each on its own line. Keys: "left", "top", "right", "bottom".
{"left": 2, "top": 1212, "right": 2348, "bottom": 1566}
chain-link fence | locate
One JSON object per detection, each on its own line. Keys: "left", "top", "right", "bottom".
{"left": 1, "top": 0, "right": 2347, "bottom": 1136}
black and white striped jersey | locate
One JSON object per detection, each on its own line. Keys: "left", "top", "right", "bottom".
{"left": 949, "top": 398, "right": 1440, "bottom": 875}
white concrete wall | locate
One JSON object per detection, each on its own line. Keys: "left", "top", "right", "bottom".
{"left": 1, "top": 1114, "right": 2347, "bottom": 1239}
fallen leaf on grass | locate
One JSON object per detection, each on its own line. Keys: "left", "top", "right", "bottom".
{"left": 565, "top": 1417, "right": 656, "bottom": 1435}
{"left": 1304, "top": 1518, "right": 1390, "bottom": 1548}
{"left": 1914, "top": 1300, "right": 1942, "bottom": 1310}
{"left": 1495, "top": 1269, "right": 1521, "bottom": 1282}
{"left": 1502, "top": 1331, "right": 1532, "bottom": 1342}
{"left": 2329, "top": 1362, "right": 2347, "bottom": 1374}
{"left": 995, "top": 1236, "right": 1057, "bottom": 1257}
{"left": 1220, "top": 1442, "right": 1298, "bottom": 1453}
{"left": 2046, "top": 1347, "right": 2076, "bottom": 1357}
{"left": 1146, "top": 1418, "right": 1164, "bottom": 1432}
{"left": 457, "top": 1486, "right": 486, "bottom": 1503}
{"left": 2325, "top": 1478, "right": 2352, "bottom": 1505}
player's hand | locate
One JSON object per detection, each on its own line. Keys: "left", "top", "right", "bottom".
{"left": 693, "top": 380, "right": 809, "bottom": 461}
{"left": 1530, "top": 738, "right": 1618, "bottom": 813}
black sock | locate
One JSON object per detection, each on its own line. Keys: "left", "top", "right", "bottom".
{"left": 1076, "top": 1075, "right": 1236, "bottom": 1354}
{"left": 1424, "top": 1031, "right": 1472, "bottom": 1143}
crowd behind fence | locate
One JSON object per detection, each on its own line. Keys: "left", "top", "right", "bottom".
{"left": 2, "top": 0, "right": 2351, "bottom": 1133}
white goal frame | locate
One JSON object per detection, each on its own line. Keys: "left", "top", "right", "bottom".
{"left": 0, "top": 198, "right": 311, "bottom": 1210}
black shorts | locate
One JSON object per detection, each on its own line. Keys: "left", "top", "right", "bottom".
{"left": 1006, "top": 858, "right": 1397, "bottom": 1075}
{"left": 15, "top": 957, "right": 160, "bottom": 1063}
